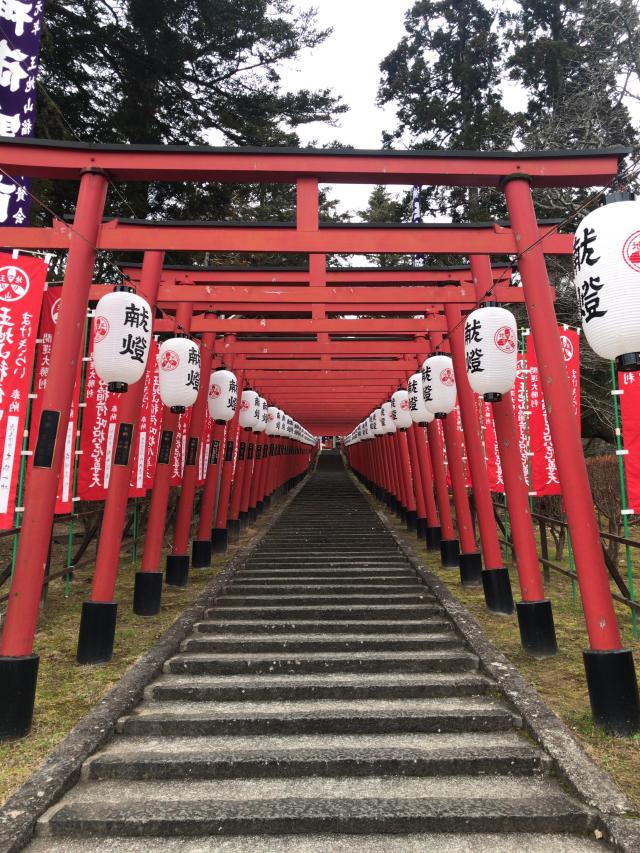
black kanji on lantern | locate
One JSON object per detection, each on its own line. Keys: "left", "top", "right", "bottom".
{"left": 409, "top": 397, "right": 418, "bottom": 411}
{"left": 227, "top": 395, "right": 237, "bottom": 409}
{"left": 465, "top": 318, "right": 482, "bottom": 345}
{"left": 186, "top": 369, "right": 199, "bottom": 390}
{"left": 422, "top": 365, "right": 432, "bottom": 383}
{"left": 423, "top": 383, "right": 432, "bottom": 402}
{"left": 579, "top": 276, "right": 607, "bottom": 323}
{"left": 466, "top": 347, "right": 484, "bottom": 373}
{"left": 120, "top": 334, "right": 148, "bottom": 363}
{"left": 407, "top": 377, "right": 418, "bottom": 394}
{"left": 229, "top": 378, "right": 238, "bottom": 393}
{"left": 124, "top": 302, "right": 150, "bottom": 332}
{"left": 573, "top": 227, "right": 600, "bottom": 272}
{"left": 188, "top": 348, "right": 200, "bottom": 366}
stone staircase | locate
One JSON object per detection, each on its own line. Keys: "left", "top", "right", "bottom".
{"left": 28, "top": 452, "right": 605, "bottom": 851}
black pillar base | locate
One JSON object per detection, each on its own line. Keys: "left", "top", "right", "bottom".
{"left": 416, "top": 517, "right": 427, "bottom": 539}
{"left": 256, "top": 500, "right": 264, "bottom": 516}
{"left": 263, "top": 495, "right": 272, "bottom": 509}
{"left": 583, "top": 648, "right": 640, "bottom": 735}
{"left": 133, "top": 571, "right": 162, "bottom": 616}
{"left": 228, "top": 518, "right": 240, "bottom": 543}
{"left": 440, "top": 538, "right": 459, "bottom": 568}
{"left": 459, "top": 552, "right": 483, "bottom": 587}
{"left": 516, "top": 599, "right": 558, "bottom": 658}
{"left": 165, "top": 555, "right": 189, "bottom": 588}
{"left": 212, "top": 528, "right": 228, "bottom": 553}
{"left": 0, "top": 654, "right": 39, "bottom": 740}
{"left": 248, "top": 507, "right": 257, "bottom": 525}
{"left": 405, "top": 510, "right": 417, "bottom": 532}
{"left": 191, "top": 539, "right": 212, "bottom": 569}
{"left": 76, "top": 601, "right": 118, "bottom": 664}
{"left": 426, "top": 526, "right": 441, "bottom": 552}
{"left": 399, "top": 506, "right": 407, "bottom": 524}
{"left": 482, "top": 568, "right": 514, "bottom": 615}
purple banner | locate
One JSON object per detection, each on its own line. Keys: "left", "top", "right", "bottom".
{"left": 0, "top": 0, "right": 45, "bottom": 225}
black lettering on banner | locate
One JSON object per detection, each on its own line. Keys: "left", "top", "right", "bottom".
{"left": 238, "top": 441, "right": 246, "bottom": 461}
{"left": 247, "top": 442, "right": 254, "bottom": 460}
{"left": 255, "top": 444, "right": 262, "bottom": 461}
{"left": 34, "top": 410, "right": 60, "bottom": 468}
{"left": 114, "top": 423, "right": 134, "bottom": 465}
{"left": 224, "top": 440, "right": 234, "bottom": 462}
{"left": 186, "top": 436, "right": 198, "bottom": 466}
{"left": 158, "top": 429, "right": 173, "bottom": 464}
{"left": 209, "top": 439, "right": 220, "bottom": 465}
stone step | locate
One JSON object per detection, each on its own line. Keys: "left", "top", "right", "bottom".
{"left": 41, "top": 776, "right": 592, "bottom": 838}
{"left": 164, "top": 648, "right": 478, "bottom": 676}
{"left": 117, "top": 697, "right": 513, "bottom": 736}
{"left": 147, "top": 671, "right": 492, "bottom": 702}
{"left": 227, "top": 583, "right": 424, "bottom": 593}
{"left": 239, "top": 567, "right": 415, "bottom": 576}
{"left": 180, "top": 632, "right": 463, "bottom": 654}
{"left": 85, "top": 741, "right": 548, "bottom": 782}
{"left": 24, "top": 833, "right": 609, "bottom": 852}
{"left": 203, "top": 604, "right": 444, "bottom": 620}
{"left": 193, "top": 618, "right": 453, "bottom": 635}
{"left": 213, "top": 593, "right": 435, "bottom": 607}
{"left": 232, "top": 576, "right": 419, "bottom": 586}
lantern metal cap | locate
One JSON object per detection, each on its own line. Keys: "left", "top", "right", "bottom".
{"left": 604, "top": 190, "right": 635, "bottom": 205}
{"left": 435, "top": 412, "right": 446, "bottom": 419}
{"left": 114, "top": 284, "right": 135, "bottom": 294}
{"left": 170, "top": 405, "right": 186, "bottom": 414}
{"left": 484, "top": 392, "right": 502, "bottom": 402}
{"left": 108, "top": 381, "right": 128, "bottom": 393}
{"left": 616, "top": 353, "right": 640, "bottom": 372}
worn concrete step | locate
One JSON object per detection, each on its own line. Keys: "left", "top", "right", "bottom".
{"left": 213, "top": 593, "right": 435, "bottom": 607}
{"left": 227, "top": 583, "right": 424, "bottom": 593}
{"left": 85, "top": 743, "right": 548, "bottom": 781}
{"left": 23, "top": 832, "right": 610, "bottom": 852}
{"left": 42, "top": 777, "right": 592, "bottom": 837}
{"left": 194, "top": 618, "right": 453, "bottom": 636}
{"left": 239, "top": 567, "right": 415, "bottom": 576}
{"left": 203, "top": 604, "right": 444, "bottom": 620}
{"left": 180, "top": 632, "right": 462, "bottom": 654}
{"left": 165, "top": 648, "right": 478, "bottom": 677}
{"left": 118, "top": 697, "right": 513, "bottom": 736}
{"left": 232, "top": 576, "right": 419, "bottom": 586}
{"left": 147, "top": 671, "right": 492, "bottom": 702}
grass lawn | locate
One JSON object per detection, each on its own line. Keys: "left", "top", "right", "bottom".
{"left": 382, "top": 504, "right": 640, "bottom": 811}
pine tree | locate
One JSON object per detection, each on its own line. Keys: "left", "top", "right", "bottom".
{"left": 377, "top": 0, "right": 515, "bottom": 222}
{"left": 35, "top": 0, "right": 346, "bottom": 222}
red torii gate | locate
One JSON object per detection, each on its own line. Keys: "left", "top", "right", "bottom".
{"left": 0, "top": 139, "right": 636, "bottom": 739}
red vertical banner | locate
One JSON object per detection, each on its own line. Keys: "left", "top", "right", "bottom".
{"left": 618, "top": 370, "right": 640, "bottom": 515}
{"left": 129, "top": 339, "right": 158, "bottom": 497}
{"left": 526, "top": 328, "right": 580, "bottom": 496}
{"left": 77, "top": 325, "right": 123, "bottom": 501}
{"left": 0, "top": 254, "right": 47, "bottom": 529}
{"left": 514, "top": 352, "right": 530, "bottom": 487}
{"left": 27, "top": 289, "right": 83, "bottom": 514}
{"left": 479, "top": 397, "right": 504, "bottom": 493}
{"left": 144, "top": 352, "right": 161, "bottom": 489}
{"left": 170, "top": 410, "right": 192, "bottom": 486}
{"left": 198, "top": 411, "right": 213, "bottom": 485}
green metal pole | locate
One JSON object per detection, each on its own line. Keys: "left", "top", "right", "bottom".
{"left": 610, "top": 362, "right": 638, "bottom": 638}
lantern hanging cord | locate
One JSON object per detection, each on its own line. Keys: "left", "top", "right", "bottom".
{"left": 441, "top": 158, "right": 640, "bottom": 344}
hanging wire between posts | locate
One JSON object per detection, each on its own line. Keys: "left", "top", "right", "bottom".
{"left": 609, "top": 362, "right": 638, "bottom": 638}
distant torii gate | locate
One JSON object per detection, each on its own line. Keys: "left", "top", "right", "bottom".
{"left": 0, "top": 139, "right": 636, "bottom": 738}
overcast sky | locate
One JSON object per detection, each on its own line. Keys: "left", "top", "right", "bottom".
{"left": 279, "top": 0, "right": 416, "bottom": 216}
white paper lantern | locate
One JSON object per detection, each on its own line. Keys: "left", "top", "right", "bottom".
{"left": 239, "top": 389, "right": 261, "bottom": 430}
{"left": 93, "top": 287, "right": 152, "bottom": 391}
{"left": 207, "top": 369, "right": 238, "bottom": 422}
{"left": 573, "top": 197, "right": 640, "bottom": 368}
{"left": 266, "top": 406, "right": 279, "bottom": 436}
{"left": 391, "top": 389, "right": 413, "bottom": 429}
{"left": 407, "top": 372, "right": 434, "bottom": 424}
{"left": 464, "top": 306, "right": 518, "bottom": 400}
{"left": 422, "top": 354, "right": 456, "bottom": 417}
{"left": 381, "top": 401, "right": 396, "bottom": 434}
{"left": 157, "top": 337, "right": 200, "bottom": 413}
{"left": 372, "top": 407, "right": 384, "bottom": 436}
{"left": 255, "top": 397, "right": 268, "bottom": 433}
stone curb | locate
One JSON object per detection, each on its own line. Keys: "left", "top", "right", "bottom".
{"left": 0, "top": 477, "right": 309, "bottom": 853}
{"left": 367, "top": 490, "right": 640, "bottom": 853}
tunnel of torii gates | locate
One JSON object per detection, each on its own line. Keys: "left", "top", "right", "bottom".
{"left": 0, "top": 138, "right": 638, "bottom": 741}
